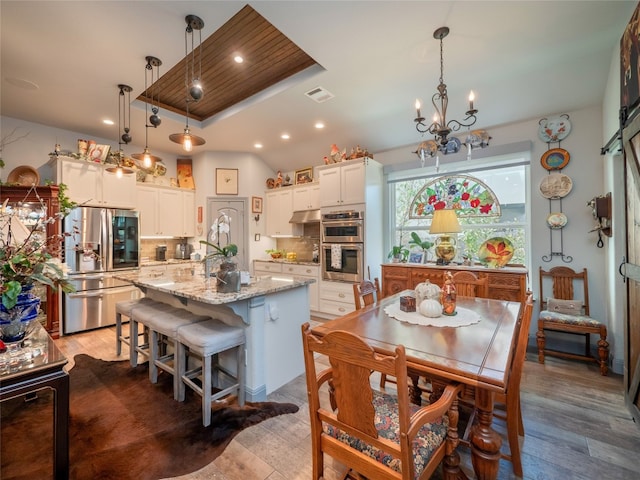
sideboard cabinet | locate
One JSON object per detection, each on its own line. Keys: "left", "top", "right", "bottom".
{"left": 1, "top": 186, "right": 62, "bottom": 337}
{"left": 381, "top": 263, "right": 528, "bottom": 303}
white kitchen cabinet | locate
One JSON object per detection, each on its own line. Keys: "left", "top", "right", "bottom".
{"left": 51, "top": 157, "right": 136, "bottom": 208}
{"left": 318, "top": 279, "right": 355, "bottom": 317}
{"left": 254, "top": 261, "right": 319, "bottom": 313}
{"left": 318, "top": 160, "right": 365, "bottom": 207}
{"left": 281, "top": 263, "right": 320, "bottom": 312}
{"left": 137, "top": 185, "right": 195, "bottom": 237}
{"left": 292, "top": 183, "right": 320, "bottom": 211}
{"left": 265, "top": 189, "right": 302, "bottom": 237}
{"left": 50, "top": 156, "right": 136, "bottom": 208}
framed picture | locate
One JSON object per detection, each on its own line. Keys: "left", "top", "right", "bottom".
{"left": 88, "top": 144, "right": 110, "bottom": 163}
{"left": 621, "top": 2, "right": 640, "bottom": 121}
{"left": 295, "top": 167, "right": 313, "bottom": 185}
{"left": 252, "top": 196, "right": 263, "bottom": 213}
{"left": 408, "top": 252, "right": 424, "bottom": 264}
{"left": 216, "top": 168, "right": 238, "bottom": 195}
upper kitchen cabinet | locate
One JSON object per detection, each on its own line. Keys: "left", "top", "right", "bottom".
{"left": 137, "top": 185, "right": 195, "bottom": 237}
{"left": 49, "top": 156, "right": 136, "bottom": 209}
{"left": 292, "top": 183, "right": 320, "bottom": 211}
{"left": 266, "top": 189, "right": 302, "bottom": 237}
{"left": 318, "top": 158, "right": 381, "bottom": 208}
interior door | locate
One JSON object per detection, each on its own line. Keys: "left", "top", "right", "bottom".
{"left": 207, "top": 199, "right": 248, "bottom": 271}
{"left": 622, "top": 111, "right": 640, "bottom": 424}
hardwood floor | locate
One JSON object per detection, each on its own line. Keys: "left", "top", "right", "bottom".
{"left": 53, "top": 323, "right": 640, "bottom": 480}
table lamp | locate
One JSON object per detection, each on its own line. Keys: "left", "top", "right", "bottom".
{"left": 429, "top": 209, "right": 461, "bottom": 265}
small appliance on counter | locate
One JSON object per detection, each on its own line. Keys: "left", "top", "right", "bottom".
{"left": 175, "top": 242, "right": 193, "bottom": 260}
{"left": 156, "top": 245, "right": 167, "bottom": 261}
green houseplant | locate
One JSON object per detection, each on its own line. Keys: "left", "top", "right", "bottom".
{"left": 409, "top": 232, "right": 434, "bottom": 262}
{"left": 387, "top": 244, "right": 409, "bottom": 263}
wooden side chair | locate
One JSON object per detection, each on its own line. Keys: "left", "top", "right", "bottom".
{"left": 451, "top": 271, "right": 489, "bottom": 298}
{"left": 536, "top": 266, "right": 609, "bottom": 375}
{"left": 352, "top": 278, "right": 381, "bottom": 310}
{"left": 301, "top": 323, "right": 464, "bottom": 480}
{"left": 460, "top": 292, "right": 534, "bottom": 477}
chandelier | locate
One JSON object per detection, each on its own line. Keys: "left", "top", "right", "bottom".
{"left": 414, "top": 27, "right": 478, "bottom": 152}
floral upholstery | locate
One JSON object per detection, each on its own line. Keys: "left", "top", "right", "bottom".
{"left": 323, "top": 390, "right": 449, "bottom": 479}
{"left": 538, "top": 310, "right": 603, "bottom": 327}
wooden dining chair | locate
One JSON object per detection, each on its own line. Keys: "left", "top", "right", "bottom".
{"left": 301, "top": 323, "right": 464, "bottom": 480}
{"left": 352, "top": 278, "right": 381, "bottom": 310}
{"left": 460, "top": 292, "right": 534, "bottom": 477}
{"left": 451, "top": 271, "right": 489, "bottom": 298}
{"left": 537, "top": 266, "right": 609, "bottom": 375}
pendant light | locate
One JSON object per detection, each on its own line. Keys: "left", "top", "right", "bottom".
{"left": 132, "top": 56, "right": 163, "bottom": 168}
{"left": 106, "top": 84, "right": 134, "bottom": 179}
{"left": 169, "top": 15, "right": 206, "bottom": 152}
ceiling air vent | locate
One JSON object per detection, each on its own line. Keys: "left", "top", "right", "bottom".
{"left": 305, "top": 86, "right": 334, "bottom": 103}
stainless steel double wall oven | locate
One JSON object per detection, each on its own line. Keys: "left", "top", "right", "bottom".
{"left": 320, "top": 210, "right": 364, "bottom": 283}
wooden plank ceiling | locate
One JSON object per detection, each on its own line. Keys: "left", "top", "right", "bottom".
{"left": 138, "top": 4, "right": 318, "bottom": 123}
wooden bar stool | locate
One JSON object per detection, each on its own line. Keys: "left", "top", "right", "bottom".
{"left": 176, "top": 319, "right": 246, "bottom": 427}
{"left": 146, "top": 309, "right": 210, "bottom": 400}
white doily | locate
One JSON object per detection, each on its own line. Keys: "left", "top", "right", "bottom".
{"left": 384, "top": 304, "right": 481, "bottom": 328}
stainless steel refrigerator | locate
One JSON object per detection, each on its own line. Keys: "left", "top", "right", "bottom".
{"left": 62, "top": 207, "right": 141, "bottom": 334}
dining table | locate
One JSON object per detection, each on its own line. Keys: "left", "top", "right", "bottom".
{"left": 311, "top": 290, "right": 522, "bottom": 480}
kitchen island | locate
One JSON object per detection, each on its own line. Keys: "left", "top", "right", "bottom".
{"left": 115, "top": 270, "right": 314, "bottom": 401}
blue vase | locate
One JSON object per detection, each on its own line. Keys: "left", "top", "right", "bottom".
{"left": 0, "top": 285, "right": 41, "bottom": 343}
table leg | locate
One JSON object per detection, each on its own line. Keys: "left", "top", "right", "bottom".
{"left": 53, "top": 373, "right": 70, "bottom": 480}
{"left": 469, "top": 388, "right": 501, "bottom": 480}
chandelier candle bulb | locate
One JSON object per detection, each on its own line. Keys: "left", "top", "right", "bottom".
{"left": 468, "top": 91, "right": 475, "bottom": 111}
{"left": 415, "top": 99, "right": 422, "bottom": 119}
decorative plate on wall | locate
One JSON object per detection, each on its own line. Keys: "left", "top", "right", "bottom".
{"left": 477, "top": 237, "right": 515, "bottom": 268}
{"left": 546, "top": 212, "right": 568, "bottom": 229}
{"left": 540, "top": 148, "right": 570, "bottom": 170}
{"left": 539, "top": 173, "right": 573, "bottom": 199}
{"left": 538, "top": 115, "right": 572, "bottom": 143}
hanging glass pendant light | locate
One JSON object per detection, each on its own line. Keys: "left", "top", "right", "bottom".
{"left": 106, "top": 84, "right": 134, "bottom": 178}
{"left": 169, "top": 14, "right": 206, "bottom": 151}
{"left": 132, "top": 56, "right": 163, "bottom": 168}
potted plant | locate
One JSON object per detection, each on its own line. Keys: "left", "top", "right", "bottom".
{"left": 387, "top": 244, "right": 409, "bottom": 263}
{"left": 200, "top": 240, "right": 240, "bottom": 293}
{"left": 409, "top": 232, "right": 434, "bottom": 263}
{"left": 265, "top": 249, "right": 285, "bottom": 260}
{"left": 1, "top": 195, "right": 75, "bottom": 343}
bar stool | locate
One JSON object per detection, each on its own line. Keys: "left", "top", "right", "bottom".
{"left": 176, "top": 319, "right": 246, "bottom": 427}
{"left": 115, "top": 297, "right": 158, "bottom": 356}
{"left": 146, "top": 309, "right": 210, "bottom": 400}
{"left": 128, "top": 302, "right": 180, "bottom": 367}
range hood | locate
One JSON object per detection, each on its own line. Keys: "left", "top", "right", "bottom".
{"left": 289, "top": 209, "right": 321, "bottom": 224}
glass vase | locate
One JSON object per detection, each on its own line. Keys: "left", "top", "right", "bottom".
{"left": 216, "top": 260, "right": 241, "bottom": 293}
{"left": 0, "top": 285, "right": 41, "bottom": 343}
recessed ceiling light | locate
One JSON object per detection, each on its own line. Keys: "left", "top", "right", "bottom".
{"left": 281, "top": 133, "right": 290, "bottom": 140}
{"left": 315, "top": 122, "right": 325, "bottom": 129}
{"left": 103, "top": 119, "right": 115, "bottom": 126}
{"left": 234, "top": 55, "right": 244, "bottom": 64}
{"left": 254, "top": 143, "right": 263, "bottom": 149}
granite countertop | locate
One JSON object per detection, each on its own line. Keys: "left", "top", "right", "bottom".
{"left": 140, "top": 259, "right": 196, "bottom": 267}
{"left": 114, "top": 269, "right": 314, "bottom": 305}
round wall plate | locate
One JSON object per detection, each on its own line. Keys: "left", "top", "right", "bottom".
{"left": 539, "top": 115, "right": 572, "bottom": 143}
{"left": 539, "top": 173, "right": 573, "bottom": 199}
{"left": 7, "top": 165, "right": 40, "bottom": 186}
{"left": 540, "top": 148, "right": 570, "bottom": 170}
{"left": 546, "top": 212, "right": 568, "bottom": 229}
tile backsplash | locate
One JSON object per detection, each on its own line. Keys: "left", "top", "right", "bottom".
{"left": 276, "top": 223, "right": 320, "bottom": 262}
